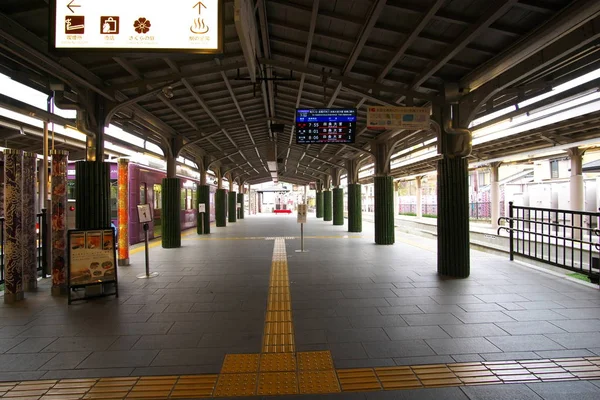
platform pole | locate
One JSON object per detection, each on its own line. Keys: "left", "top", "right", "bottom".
{"left": 228, "top": 191, "right": 237, "bottom": 223}
{"left": 316, "top": 189, "right": 323, "bottom": 219}
{"left": 323, "top": 190, "right": 333, "bottom": 221}
{"left": 237, "top": 192, "right": 245, "bottom": 219}
{"left": 216, "top": 189, "right": 227, "bottom": 227}
{"left": 374, "top": 176, "right": 395, "bottom": 245}
{"left": 333, "top": 188, "right": 343, "bottom": 225}
{"left": 3, "top": 149, "right": 24, "bottom": 303}
{"left": 23, "top": 152, "right": 37, "bottom": 291}
{"left": 161, "top": 177, "right": 181, "bottom": 248}
{"left": 347, "top": 183, "right": 362, "bottom": 232}
{"left": 51, "top": 150, "right": 69, "bottom": 296}
{"left": 117, "top": 158, "right": 130, "bottom": 266}
{"left": 198, "top": 185, "right": 210, "bottom": 234}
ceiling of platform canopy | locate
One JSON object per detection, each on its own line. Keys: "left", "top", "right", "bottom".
{"left": 0, "top": 0, "right": 599, "bottom": 183}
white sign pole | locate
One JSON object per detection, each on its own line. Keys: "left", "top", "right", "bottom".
{"left": 295, "top": 204, "right": 308, "bottom": 253}
{"left": 136, "top": 204, "right": 158, "bottom": 279}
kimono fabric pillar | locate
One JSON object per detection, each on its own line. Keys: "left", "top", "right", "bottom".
{"left": 161, "top": 178, "right": 181, "bottom": 248}
{"left": 51, "top": 150, "right": 69, "bottom": 296}
{"left": 198, "top": 185, "right": 210, "bottom": 234}
{"left": 117, "top": 158, "right": 129, "bottom": 266}
{"left": 23, "top": 152, "right": 38, "bottom": 291}
{"left": 237, "top": 192, "right": 244, "bottom": 219}
{"left": 323, "top": 190, "right": 332, "bottom": 222}
{"left": 316, "top": 190, "right": 323, "bottom": 218}
{"left": 347, "top": 184, "right": 362, "bottom": 232}
{"left": 75, "top": 161, "right": 111, "bottom": 230}
{"left": 228, "top": 191, "right": 237, "bottom": 223}
{"left": 333, "top": 188, "right": 343, "bottom": 225}
{"left": 374, "top": 176, "right": 395, "bottom": 245}
{"left": 215, "top": 189, "right": 226, "bottom": 227}
{"left": 3, "top": 150, "right": 24, "bottom": 303}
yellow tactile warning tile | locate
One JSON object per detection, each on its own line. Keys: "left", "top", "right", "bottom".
{"left": 337, "top": 368, "right": 382, "bottom": 392}
{"left": 297, "top": 351, "right": 335, "bottom": 371}
{"left": 260, "top": 353, "right": 297, "bottom": 372}
{"left": 213, "top": 373, "right": 257, "bottom": 397}
{"left": 265, "top": 310, "right": 292, "bottom": 322}
{"left": 375, "top": 366, "right": 423, "bottom": 390}
{"left": 412, "top": 364, "right": 462, "bottom": 387}
{"left": 298, "top": 370, "right": 341, "bottom": 394}
{"left": 257, "top": 372, "right": 298, "bottom": 395}
{"left": 220, "top": 354, "right": 260, "bottom": 373}
{"left": 170, "top": 375, "right": 217, "bottom": 399}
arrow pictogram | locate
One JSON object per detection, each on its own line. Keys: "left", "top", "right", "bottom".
{"left": 193, "top": 1, "right": 206, "bottom": 15}
{"left": 67, "top": 0, "right": 80, "bottom": 14}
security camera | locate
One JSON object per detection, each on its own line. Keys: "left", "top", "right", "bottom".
{"left": 162, "top": 86, "right": 174, "bottom": 99}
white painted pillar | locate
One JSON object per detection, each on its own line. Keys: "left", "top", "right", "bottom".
{"left": 490, "top": 163, "right": 500, "bottom": 230}
{"left": 569, "top": 148, "right": 584, "bottom": 240}
{"left": 416, "top": 176, "right": 423, "bottom": 218}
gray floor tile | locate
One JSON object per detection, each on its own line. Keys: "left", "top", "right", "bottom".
{"left": 40, "top": 351, "right": 91, "bottom": 370}
{"left": 335, "top": 307, "right": 380, "bottom": 316}
{"left": 363, "top": 340, "right": 436, "bottom": 358}
{"left": 403, "top": 313, "right": 463, "bottom": 326}
{"left": 42, "top": 367, "right": 134, "bottom": 380}
{"left": 133, "top": 365, "right": 221, "bottom": 376}
{"left": 480, "top": 351, "right": 541, "bottom": 361}
{"left": 295, "top": 330, "right": 327, "bottom": 345}
{"left": 0, "top": 338, "right": 26, "bottom": 353}
{"left": 349, "top": 315, "right": 408, "bottom": 328}
{"left": 342, "top": 289, "right": 398, "bottom": 298}
{"left": 417, "top": 304, "right": 465, "bottom": 314}
{"left": 495, "top": 321, "right": 567, "bottom": 335}
{"left": 329, "top": 342, "right": 368, "bottom": 360}
{"left": 377, "top": 306, "right": 422, "bottom": 315}
{"left": 107, "top": 336, "right": 141, "bottom": 351}
{"left": 151, "top": 348, "right": 227, "bottom": 366}
{"left": 43, "top": 336, "right": 118, "bottom": 352}
{"left": 295, "top": 317, "right": 352, "bottom": 330}
{"left": 535, "top": 349, "right": 596, "bottom": 359}
{"left": 441, "top": 324, "right": 508, "bottom": 338}
{"left": 0, "top": 371, "right": 48, "bottom": 381}
{"left": 453, "top": 311, "right": 515, "bottom": 324}
{"left": 503, "top": 310, "right": 567, "bottom": 321}
{"left": 486, "top": 335, "right": 564, "bottom": 352}
{"left": 526, "top": 381, "right": 600, "bottom": 400}
{"left": 385, "top": 297, "right": 437, "bottom": 306}
{"left": 451, "top": 354, "right": 485, "bottom": 363}
{"left": 545, "top": 332, "right": 600, "bottom": 349}
{"left": 461, "top": 383, "right": 542, "bottom": 400}
{"left": 0, "top": 353, "right": 57, "bottom": 371}
{"left": 549, "top": 319, "right": 600, "bottom": 332}
{"left": 78, "top": 350, "right": 159, "bottom": 368}
{"left": 326, "top": 328, "right": 389, "bottom": 343}
{"left": 393, "top": 355, "right": 455, "bottom": 366}
{"left": 425, "top": 338, "right": 501, "bottom": 355}
{"left": 432, "top": 295, "right": 484, "bottom": 305}
{"left": 7, "top": 337, "right": 57, "bottom": 353}
{"left": 133, "top": 334, "right": 201, "bottom": 350}
{"left": 384, "top": 326, "right": 450, "bottom": 341}
{"left": 335, "top": 358, "right": 395, "bottom": 369}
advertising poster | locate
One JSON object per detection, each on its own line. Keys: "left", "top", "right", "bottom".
{"left": 367, "top": 106, "right": 430, "bottom": 130}
{"left": 69, "top": 229, "right": 117, "bottom": 286}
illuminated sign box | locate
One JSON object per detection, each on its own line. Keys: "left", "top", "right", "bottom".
{"left": 50, "top": 0, "right": 223, "bottom": 53}
{"left": 295, "top": 108, "right": 357, "bottom": 145}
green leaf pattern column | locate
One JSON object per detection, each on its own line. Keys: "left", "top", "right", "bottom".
{"left": 228, "top": 191, "right": 237, "bottom": 223}
{"left": 333, "top": 188, "right": 343, "bottom": 225}
{"left": 216, "top": 189, "right": 226, "bottom": 227}
{"left": 75, "top": 161, "right": 111, "bottom": 230}
{"left": 237, "top": 193, "right": 245, "bottom": 219}
{"left": 197, "top": 185, "right": 210, "bottom": 234}
{"left": 347, "top": 183, "right": 362, "bottom": 232}
{"left": 374, "top": 176, "right": 394, "bottom": 245}
{"left": 316, "top": 191, "right": 323, "bottom": 218}
{"left": 437, "top": 156, "right": 470, "bottom": 277}
{"left": 161, "top": 178, "right": 181, "bottom": 248}
{"left": 323, "top": 190, "right": 332, "bottom": 221}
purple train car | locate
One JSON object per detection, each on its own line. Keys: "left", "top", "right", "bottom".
{"left": 67, "top": 162, "right": 216, "bottom": 245}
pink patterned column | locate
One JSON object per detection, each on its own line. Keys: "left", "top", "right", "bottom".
{"left": 117, "top": 158, "right": 129, "bottom": 266}
{"left": 23, "top": 152, "right": 38, "bottom": 291}
{"left": 3, "top": 149, "right": 23, "bottom": 303}
{"left": 51, "top": 150, "right": 68, "bottom": 296}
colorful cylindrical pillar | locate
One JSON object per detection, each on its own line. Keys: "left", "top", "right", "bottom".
{"left": 51, "top": 150, "right": 69, "bottom": 296}
{"left": 4, "top": 149, "right": 24, "bottom": 303}
{"left": 117, "top": 158, "right": 129, "bottom": 266}
{"left": 23, "top": 152, "right": 38, "bottom": 291}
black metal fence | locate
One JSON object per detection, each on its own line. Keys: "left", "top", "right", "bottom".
{"left": 499, "top": 202, "right": 600, "bottom": 283}
{"left": 0, "top": 209, "right": 48, "bottom": 285}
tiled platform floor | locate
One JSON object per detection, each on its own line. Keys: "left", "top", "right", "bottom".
{"left": 0, "top": 214, "right": 599, "bottom": 399}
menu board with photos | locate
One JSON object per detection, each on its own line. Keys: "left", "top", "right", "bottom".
{"left": 68, "top": 229, "right": 119, "bottom": 303}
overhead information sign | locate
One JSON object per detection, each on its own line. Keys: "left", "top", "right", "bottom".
{"left": 296, "top": 108, "right": 357, "bottom": 144}
{"left": 367, "top": 106, "right": 430, "bottom": 130}
{"left": 51, "top": 0, "right": 223, "bottom": 53}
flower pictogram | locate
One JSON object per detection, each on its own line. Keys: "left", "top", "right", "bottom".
{"left": 134, "top": 17, "right": 151, "bottom": 34}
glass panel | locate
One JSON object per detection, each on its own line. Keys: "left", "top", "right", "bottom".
{"left": 191, "top": 189, "right": 197, "bottom": 210}
{"left": 153, "top": 184, "right": 162, "bottom": 238}
{"left": 181, "top": 188, "right": 187, "bottom": 210}
{"left": 110, "top": 180, "right": 118, "bottom": 220}
{"left": 67, "top": 179, "right": 76, "bottom": 200}
{"left": 140, "top": 183, "right": 147, "bottom": 204}
{"left": 153, "top": 184, "right": 162, "bottom": 209}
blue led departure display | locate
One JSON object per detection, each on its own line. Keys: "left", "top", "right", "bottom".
{"left": 295, "top": 108, "right": 357, "bottom": 144}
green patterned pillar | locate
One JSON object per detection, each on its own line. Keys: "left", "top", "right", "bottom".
{"left": 437, "top": 156, "right": 470, "bottom": 277}
{"left": 161, "top": 178, "right": 181, "bottom": 248}
{"left": 216, "top": 189, "right": 226, "bottom": 227}
{"left": 316, "top": 191, "right": 323, "bottom": 218}
{"left": 333, "top": 188, "right": 343, "bottom": 225}
{"left": 323, "top": 190, "right": 332, "bottom": 221}
{"left": 374, "top": 176, "right": 394, "bottom": 245}
{"left": 348, "top": 183, "right": 362, "bottom": 232}
{"left": 197, "top": 185, "right": 210, "bottom": 234}
{"left": 228, "top": 191, "right": 237, "bottom": 223}
{"left": 237, "top": 193, "right": 245, "bottom": 219}
{"left": 75, "top": 161, "right": 111, "bottom": 230}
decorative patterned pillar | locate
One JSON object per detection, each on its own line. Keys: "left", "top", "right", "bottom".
{"left": 4, "top": 150, "right": 24, "bottom": 303}
{"left": 237, "top": 192, "right": 245, "bottom": 219}
{"left": 228, "top": 191, "right": 237, "bottom": 223}
{"left": 51, "top": 150, "right": 68, "bottom": 296}
{"left": 117, "top": 158, "right": 129, "bottom": 266}
{"left": 23, "top": 153, "right": 38, "bottom": 291}
{"left": 216, "top": 189, "right": 226, "bottom": 226}
{"left": 162, "top": 178, "right": 181, "bottom": 248}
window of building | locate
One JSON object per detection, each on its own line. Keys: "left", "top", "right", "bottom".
{"left": 550, "top": 160, "right": 559, "bottom": 179}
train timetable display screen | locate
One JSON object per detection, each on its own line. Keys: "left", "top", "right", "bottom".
{"left": 295, "top": 108, "right": 357, "bottom": 144}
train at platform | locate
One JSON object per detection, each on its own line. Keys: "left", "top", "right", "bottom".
{"left": 66, "top": 161, "right": 218, "bottom": 245}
